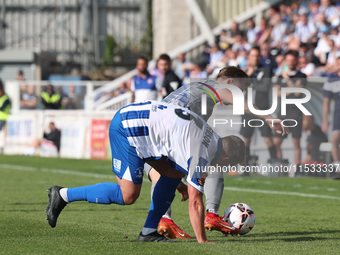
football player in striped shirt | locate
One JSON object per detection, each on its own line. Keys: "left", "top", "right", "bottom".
{"left": 45, "top": 100, "right": 245, "bottom": 243}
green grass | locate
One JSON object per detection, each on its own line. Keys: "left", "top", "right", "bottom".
{"left": 0, "top": 155, "right": 340, "bottom": 255}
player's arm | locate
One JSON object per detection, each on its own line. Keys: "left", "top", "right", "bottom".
{"left": 188, "top": 183, "right": 214, "bottom": 244}
{"left": 218, "top": 88, "right": 288, "bottom": 135}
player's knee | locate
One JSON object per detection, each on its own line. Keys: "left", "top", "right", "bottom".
{"left": 123, "top": 194, "right": 139, "bottom": 205}
{"left": 331, "top": 134, "right": 340, "bottom": 145}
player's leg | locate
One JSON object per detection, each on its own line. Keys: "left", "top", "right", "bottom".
{"left": 45, "top": 109, "right": 143, "bottom": 228}
{"left": 148, "top": 167, "right": 172, "bottom": 218}
{"left": 146, "top": 165, "right": 191, "bottom": 239}
{"left": 138, "top": 158, "right": 182, "bottom": 241}
{"left": 240, "top": 114, "right": 254, "bottom": 165}
{"left": 204, "top": 171, "right": 223, "bottom": 215}
{"left": 46, "top": 157, "right": 143, "bottom": 228}
{"left": 291, "top": 115, "right": 302, "bottom": 164}
{"left": 203, "top": 170, "right": 236, "bottom": 234}
{"left": 292, "top": 138, "right": 301, "bottom": 164}
{"left": 273, "top": 136, "right": 284, "bottom": 159}
{"left": 260, "top": 124, "right": 277, "bottom": 160}
{"left": 331, "top": 131, "right": 340, "bottom": 162}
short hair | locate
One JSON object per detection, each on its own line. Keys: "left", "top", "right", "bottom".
{"left": 158, "top": 53, "right": 171, "bottom": 63}
{"left": 250, "top": 46, "right": 260, "bottom": 53}
{"left": 137, "top": 56, "right": 148, "bottom": 63}
{"left": 222, "top": 135, "right": 246, "bottom": 166}
{"left": 216, "top": 66, "right": 251, "bottom": 87}
{"left": 285, "top": 50, "right": 299, "bottom": 59}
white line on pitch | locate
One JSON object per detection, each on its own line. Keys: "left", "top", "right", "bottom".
{"left": 224, "top": 187, "right": 340, "bottom": 201}
{"left": 2, "top": 164, "right": 340, "bottom": 201}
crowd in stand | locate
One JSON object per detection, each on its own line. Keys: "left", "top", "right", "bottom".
{"left": 18, "top": 70, "right": 83, "bottom": 110}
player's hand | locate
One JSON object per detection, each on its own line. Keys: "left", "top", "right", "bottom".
{"left": 176, "top": 181, "right": 189, "bottom": 202}
{"left": 266, "top": 118, "right": 289, "bottom": 136}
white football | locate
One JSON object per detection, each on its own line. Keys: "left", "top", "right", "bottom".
{"left": 222, "top": 203, "right": 255, "bottom": 235}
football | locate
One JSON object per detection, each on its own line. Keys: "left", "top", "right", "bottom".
{"left": 222, "top": 203, "right": 255, "bottom": 235}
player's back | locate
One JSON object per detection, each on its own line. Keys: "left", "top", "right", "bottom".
{"left": 119, "top": 101, "right": 190, "bottom": 165}
{"left": 118, "top": 100, "right": 220, "bottom": 178}
{"left": 163, "top": 79, "right": 219, "bottom": 121}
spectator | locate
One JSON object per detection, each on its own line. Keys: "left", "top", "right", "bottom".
{"left": 216, "top": 29, "right": 229, "bottom": 51}
{"left": 299, "top": 55, "right": 316, "bottom": 77}
{"left": 226, "top": 21, "right": 243, "bottom": 45}
{"left": 25, "top": 122, "right": 61, "bottom": 157}
{"left": 246, "top": 19, "right": 257, "bottom": 45}
{"left": 232, "top": 34, "right": 251, "bottom": 53}
{"left": 256, "top": 17, "right": 272, "bottom": 45}
{"left": 62, "top": 85, "right": 82, "bottom": 109}
{"left": 129, "top": 56, "right": 159, "bottom": 103}
{"left": 273, "top": 50, "right": 307, "bottom": 164}
{"left": 274, "top": 53, "right": 285, "bottom": 77}
{"left": 260, "top": 43, "right": 276, "bottom": 69}
{"left": 149, "top": 59, "right": 164, "bottom": 80}
{"left": 0, "top": 79, "right": 11, "bottom": 132}
{"left": 302, "top": 115, "right": 328, "bottom": 163}
{"left": 237, "top": 49, "right": 248, "bottom": 69}
{"left": 270, "top": 14, "right": 288, "bottom": 47}
{"left": 41, "top": 84, "right": 61, "bottom": 110}
{"left": 226, "top": 49, "right": 239, "bottom": 67}
{"left": 240, "top": 47, "right": 277, "bottom": 165}
{"left": 188, "top": 61, "right": 207, "bottom": 79}
{"left": 315, "top": 12, "right": 330, "bottom": 36}
{"left": 322, "top": 57, "right": 340, "bottom": 165}
{"left": 314, "top": 26, "right": 331, "bottom": 64}
{"left": 17, "top": 69, "right": 26, "bottom": 98}
{"left": 157, "top": 53, "right": 181, "bottom": 98}
{"left": 206, "top": 44, "right": 224, "bottom": 74}
{"left": 294, "top": 14, "right": 318, "bottom": 44}
{"left": 172, "top": 52, "right": 192, "bottom": 80}
{"left": 20, "top": 84, "right": 38, "bottom": 109}
{"left": 17, "top": 69, "right": 24, "bottom": 81}
{"left": 316, "top": 39, "right": 339, "bottom": 75}
{"left": 329, "top": 25, "right": 340, "bottom": 47}
{"left": 308, "top": 0, "right": 321, "bottom": 24}
{"left": 319, "top": 0, "right": 339, "bottom": 27}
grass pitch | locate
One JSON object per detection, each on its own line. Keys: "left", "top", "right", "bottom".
{"left": 0, "top": 155, "right": 340, "bottom": 255}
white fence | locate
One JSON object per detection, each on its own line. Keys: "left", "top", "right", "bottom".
{"left": 2, "top": 110, "right": 115, "bottom": 159}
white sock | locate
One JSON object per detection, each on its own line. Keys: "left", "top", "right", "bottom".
{"left": 141, "top": 227, "right": 157, "bottom": 235}
{"left": 59, "top": 188, "right": 69, "bottom": 203}
{"left": 206, "top": 208, "right": 219, "bottom": 215}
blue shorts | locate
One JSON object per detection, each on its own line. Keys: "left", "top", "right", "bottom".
{"left": 109, "top": 110, "right": 144, "bottom": 184}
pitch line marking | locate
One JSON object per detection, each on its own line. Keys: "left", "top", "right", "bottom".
{"left": 224, "top": 187, "right": 340, "bottom": 201}
{"left": 2, "top": 164, "right": 340, "bottom": 201}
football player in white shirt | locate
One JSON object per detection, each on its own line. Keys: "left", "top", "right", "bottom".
{"left": 45, "top": 100, "right": 246, "bottom": 243}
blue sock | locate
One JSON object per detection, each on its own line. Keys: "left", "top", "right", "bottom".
{"left": 67, "top": 182, "right": 124, "bottom": 205}
{"left": 143, "top": 176, "right": 181, "bottom": 229}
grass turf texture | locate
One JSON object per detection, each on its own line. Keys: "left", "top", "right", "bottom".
{"left": 0, "top": 155, "right": 340, "bottom": 255}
